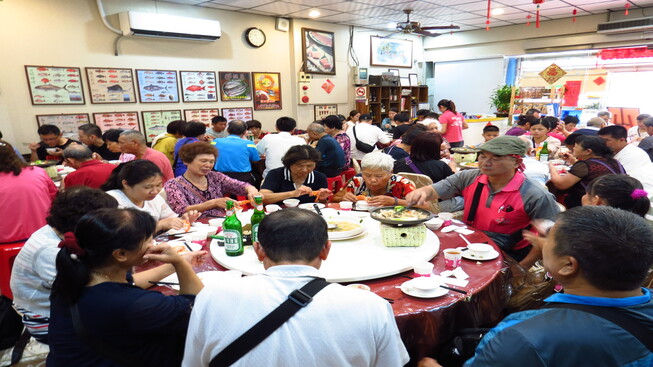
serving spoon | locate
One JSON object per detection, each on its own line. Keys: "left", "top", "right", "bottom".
{"left": 314, "top": 204, "right": 338, "bottom": 229}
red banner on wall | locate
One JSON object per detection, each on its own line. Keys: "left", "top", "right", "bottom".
{"left": 598, "top": 47, "right": 653, "bottom": 60}
{"left": 563, "top": 81, "right": 581, "bottom": 107}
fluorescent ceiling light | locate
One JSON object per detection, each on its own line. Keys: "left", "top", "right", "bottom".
{"left": 308, "top": 10, "right": 320, "bottom": 18}
{"left": 387, "top": 22, "right": 396, "bottom": 29}
{"left": 491, "top": 8, "right": 505, "bottom": 16}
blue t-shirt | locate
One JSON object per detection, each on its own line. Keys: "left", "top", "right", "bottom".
{"left": 212, "top": 135, "right": 260, "bottom": 173}
{"left": 315, "top": 135, "right": 345, "bottom": 169}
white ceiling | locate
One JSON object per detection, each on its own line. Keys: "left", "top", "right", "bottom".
{"left": 160, "top": 0, "right": 653, "bottom": 32}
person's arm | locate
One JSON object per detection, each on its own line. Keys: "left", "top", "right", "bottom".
{"left": 461, "top": 116, "right": 469, "bottom": 130}
{"left": 142, "top": 244, "right": 203, "bottom": 295}
{"left": 133, "top": 250, "right": 207, "bottom": 289}
{"left": 260, "top": 187, "right": 312, "bottom": 204}
{"left": 439, "top": 119, "right": 448, "bottom": 135}
{"left": 548, "top": 162, "right": 582, "bottom": 190}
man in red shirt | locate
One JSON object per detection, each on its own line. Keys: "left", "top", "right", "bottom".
{"left": 118, "top": 130, "right": 174, "bottom": 182}
{"left": 62, "top": 145, "right": 116, "bottom": 190}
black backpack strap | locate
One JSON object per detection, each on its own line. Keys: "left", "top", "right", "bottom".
{"left": 209, "top": 278, "right": 330, "bottom": 367}
{"left": 546, "top": 302, "right": 653, "bottom": 352}
{"left": 466, "top": 182, "right": 485, "bottom": 223}
{"left": 352, "top": 126, "right": 359, "bottom": 142}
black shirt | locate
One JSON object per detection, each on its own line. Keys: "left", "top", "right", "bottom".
{"left": 89, "top": 143, "right": 121, "bottom": 160}
{"left": 261, "top": 167, "right": 328, "bottom": 204}
{"left": 393, "top": 157, "right": 454, "bottom": 184}
{"left": 392, "top": 124, "right": 413, "bottom": 140}
{"left": 383, "top": 145, "right": 409, "bottom": 161}
{"left": 35, "top": 139, "right": 80, "bottom": 163}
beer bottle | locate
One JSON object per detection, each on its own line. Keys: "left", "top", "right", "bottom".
{"left": 223, "top": 200, "right": 243, "bottom": 256}
{"left": 250, "top": 195, "right": 265, "bottom": 244}
{"left": 539, "top": 141, "right": 549, "bottom": 162}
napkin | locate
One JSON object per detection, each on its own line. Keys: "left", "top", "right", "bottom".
{"left": 441, "top": 225, "right": 466, "bottom": 233}
{"left": 433, "top": 274, "right": 469, "bottom": 287}
{"left": 453, "top": 227, "right": 474, "bottom": 235}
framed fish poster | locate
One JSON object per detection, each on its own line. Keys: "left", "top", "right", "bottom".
{"left": 36, "top": 114, "right": 90, "bottom": 139}
{"left": 221, "top": 107, "right": 253, "bottom": 122}
{"left": 313, "top": 105, "right": 338, "bottom": 121}
{"left": 25, "top": 65, "right": 85, "bottom": 105}
{"left": 179, "top": 71, "right": 218, "bottom": 102}
{"left": 252, "top": 72, "right": 282, "bottom": 110}
{"left": 85, "top": 67, "right": 137, "bottom": 104}
{"left": 142, "top": 110, "right": 183, "bottom": 143}
{"left": 218, "top": 72, "right": 252, "bottom": 101}
{"left": 184, "top": 109, "right": 220, "bottom": 127}
{"left": 93, "top": 112, "right": 140, "bottom": 132}
{"left": 135, "top": 69, "right": 180, "bottom": 103}
{"left": 301, "top": 28, "right": 335, "bottom": 75}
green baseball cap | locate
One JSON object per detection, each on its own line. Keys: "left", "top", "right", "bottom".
{"left": 479, "top": 136, "right": 528, "bottom": 156}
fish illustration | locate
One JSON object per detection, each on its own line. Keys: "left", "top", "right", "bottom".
{"left": 115, "top": 114, "right": 124, "bottom": 117}
{"left": 127, "top": 118, "right": 136, "bottom": 121}
{"left": 103, "top": 119, "right": 113, "bottom": 122}
{"left": 109, "top": 75, "right": 118, "bottom": 78}
{"left": 107, "top": 84, "right": 123, "bottom": 92}
{"left": 96, "top": 75, "right": 106, "bottom": 78}
{"left": 107, "top": 69, "right": 117, "bottom": 73}
{"left": 69, "top": 79, "right": 78, "bottom": 82}
{"left": 159, "top": 94, "right": 167, "bottom": 98}
{"left": 36, "top": 67, "right": 47, "bottom": 71}
{"left": 34, "top": 95, "right": 44, "bottom": 98}
{"left": 35, "top": 84, "right": 69, "bottom": 92}
{"left": 148, "top": 134, "right": 157, "bottom": 137}
{"left": 156, "top": 71, "right": 165, "bottom": 75}
{"left": 34, "top": 99, "right": 45, "bottom": 102}
{"left": 41, "top": 78, "right": 50, "bottom": 83}
{"left": 68, "top": 74, "right": 77, "bottom": 77}
{"left": 128, "top": 123, "right": 137, "bottom": 126}
{"left": 144, "top": 93, "right": 154, "bottom": 97}
{"left": 38, "top": 73, "right": 49, "bottom": 76}
{"left": 142, "top": 84, "right": 166, "bottom": 91}
{"left": 66, "top": 69, "right": 76, "bottom": 72}
{"left": 186, "top": 85, "right": 204, "bottom": 92}
{"left": 97, "top": 80, "right": 107, "bottom": 84}
{"left": 198, "top": 80, "right": 205, "bottom": 85}
{"left": 109, "top": 80, "right": 119, "bottom": 83}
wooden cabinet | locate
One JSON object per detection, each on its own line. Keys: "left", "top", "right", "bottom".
{"left": 356, "top": 86, "right": 428, "bottom": 124}
{"left": 509, "top": 86, "right": 563, "bottom": 121}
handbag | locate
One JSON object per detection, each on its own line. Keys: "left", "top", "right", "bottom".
{"left": 404, "top": 157, "right": 424, "bottom": 175}
{"left": 352, "top": 126, "right": 375, "bottom": 153}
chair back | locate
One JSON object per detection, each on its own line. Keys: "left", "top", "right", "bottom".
{"left": 0, "top": 242, "right": 26, "bottom": 299}
{"left": 397, "top": 172, "right": 439, "bottom": 213}
{"left": 351, "top": 158, "right": 362, "bottom": 174}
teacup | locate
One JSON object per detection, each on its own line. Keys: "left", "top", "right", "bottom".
{"left": 411, "top": 277, "right": 440, "bottom": 292}
{"left": 266, "top": 204, "right": 281, "bottom": 213}
{"left": 339, "top": 201, "right": 353, "bottom": 210}
{"left": 467, "top": 243, "right": 493, "bottom": 258}
{"left": 208, "top": 218, "right": 225, "bottom": 228}
{"left": 356, "top": 200, "right": 369, "bottom": 211}
{"left": 283, "top": 199, "right": 299, "bottom": 207}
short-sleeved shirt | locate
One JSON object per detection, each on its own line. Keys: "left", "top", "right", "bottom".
{"left": 107, "top": 189, "right": 177, "bottom": 221}
{"left": 213, "top": 135, "right": 260, "bottom": 173}
{"left": 344, "top": 174, "right": 415, "bottom": 199}
{"left": 142, "top": 148, "right": 174, "bottom": 182}
{"left": 504, "top": 126, "right": 527, "bottom": 136}
{"left": 206, "top": 128, "right": 228, "bottom": 139}
{"left": 334, "top": 133, "right": 351, "bottom": 169}
{"left": 439, "top": 110, "right": 465, "bottom": 143}
{"left": 261, "top": 167, "right": 328, "bottom": 204}
{"left": 393, "top": 158, "right": 453, "bottom": 184}
{"left": 315, "top": 135, "right": 345, "bottom": 170}
{"left": 615, "top": 143, "right": 653, "bottom": 174}
{"left": 383, "top": 145, "right": 409, "bottom": 161}
{"left": 256, "top": 132, "right": 306, "bottom": 177}
{"left": 152, "top": 134, "right": 179, "bottom": 165}
{"left": 565, "top": 158, "right": 625, "bottom": 208}
{"left": 434, "top": 169, "right": 558, "bottom": 251}
{"left": 628, "top": 125, "right": 649, "bottom": 143}
{"left": 346, "top": 124, "right": 391, "bottom": 160}
{"left": 35, "top": 139, "right": 80, "bottom": 163}
{"left": 63, "top": 160, "right": 116, "bottom": 189}
{"left": 172, "top": 137, "right": 202, "bottom": 177}
{"left": 88, "top": 143, "right": 121, "bottom": 161}
{"left": 392, "top": 124, "right": 412, "bottom": 140}
{"left": 638, "top": 136, "right": 653, "bottom": 161}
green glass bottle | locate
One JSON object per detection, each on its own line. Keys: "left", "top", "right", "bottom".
{"left": 223, "top": 200, "right": 243, "bottom": 256}
{"left": 539, "top": 141, "right": 549, "bottom": 162}
{"left": 250, "top": 195, "right": 265, "bottom": 244}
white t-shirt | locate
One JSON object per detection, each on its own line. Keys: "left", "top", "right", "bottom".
{"left": 182, "top": 265, "right": 409, "bottom": 367}
{"left": 614, "top": 144, "right": 651, "bottom": 174}
{"left": 107, "top": 189, "right": 176, "bottom": 221}
{"left": 628, "top": 126, "right": 649, "bottom": 144}
{"left": 256, "top": 132, "right": 306, "bottom": 177}
{"left": 347, "top": 123, "right": 391, "bottom": 160}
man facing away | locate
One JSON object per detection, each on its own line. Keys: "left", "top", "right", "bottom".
{"left": 182, "top": 209, "right": 409, "bottom": 367}
{"left": 77, "top": 123, "right": 120, "bottom": 161}
{"left": 212, "top": 120, "right": 260, "bottom": 185}
{"left": 152, "top": 120, "right": 187, "bottom": 165}
{"left": 422, "top": 206, "right": 653, "bottom": 367}
{"left": 256, "top": 117, "right": 306, "bottom": 178}
{"left": 118, "top": 130, "right": 174, "bottom": 182}
{"left": 61, "top": 145, "right": 116, "bottom": 190}
{"left": 307, "top": 122, "right": 345, "bottom": 178}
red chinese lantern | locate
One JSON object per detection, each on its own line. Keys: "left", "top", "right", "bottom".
{"left": 625, "top": 3, "right": 631, "bottom": 16}
{"left": 533, "top": 0, "right": 544, "bottom": 28}
{"left": 526, "top": 14, "right": 532, "bottom": 27}
{"left": 486, "top": 0, "right": 492, "bottom": 31}
{"left": 572, "top": 8, "right": 577, "bottom": 22}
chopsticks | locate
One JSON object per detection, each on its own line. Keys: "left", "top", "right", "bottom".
{"left": 380, "top": 296, "right": 394, "bottom": 304}
{"left": 183, "top": 241, "right": 193, "bottom": 252}
{"left": 148, "top": 281, "right": 179, "bottom": 286}
{"left": 439, "top": 285, "right": 467, "bottom": 294}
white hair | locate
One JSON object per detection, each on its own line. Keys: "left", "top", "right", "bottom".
{"left": 361, "top": 151, "right": 395, "bottom": 172}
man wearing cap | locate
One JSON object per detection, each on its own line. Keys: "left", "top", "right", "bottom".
{"left": 406, "top": 136, "right": 559, "bottom": 267}
{"left": 346, "top": 113, "right": 391, "bottom": 161}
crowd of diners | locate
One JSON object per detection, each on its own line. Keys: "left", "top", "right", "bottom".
{"left": 2, "top": 104, "right": 653, "bottom": 366}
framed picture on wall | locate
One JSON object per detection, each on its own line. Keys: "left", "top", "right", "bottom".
{"left": 370, "top": 36, "right": 413, "bottom": 68}
{"left": 301, "top": 28, "right": 335, "bottom": 75}
{"left": 409, "top": 73, "right": 418, "bottom": 86}
{"left": 36, "top": 114, "right": 90, "bottom": 139}
{"left": 314, "top": 104, "right": 337, "bottom": 121}
{"left": 93, "top": 112, "right": 140, "bottom": 132}
{"left": 221, "top": 107, "right": 253, "bottom": 122}
{"left": 135, "top": 69, "right": 180, "bottom": 103}
{"left": 252, "top": 72, "right": 282, "bottom": 110}
{"left": 141, "top": 110, "right": 182, "bottom": 143}
{"left": 184, "top": 109, "right": 220, "bottom": 127}
{"left": 179, "top": 71, "right": 218, "bottom": 102}
{"left": 86, "top": 67, "right": 137, "bottom": 103}
{"left": 218, "top": 72, "right": 253, "bottom": 101}
{"left": 25, "top": 65, "right": 85, "bottom": 105}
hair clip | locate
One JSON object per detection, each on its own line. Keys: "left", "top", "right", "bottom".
{"left": 70, "top": 253, "right": 79, "bottom": 260}
{"left": 631, "top": 189, "right": 648, "bottom": 200}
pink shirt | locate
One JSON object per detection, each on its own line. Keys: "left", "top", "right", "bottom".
{"left": 142, "top": 148, "right": 174, "bottom": 183}
{"left": 439, "top": 110, "right": 465, "bottom": 143}
{"left": 0, "top": 167, "right": 57, "bottom": 243}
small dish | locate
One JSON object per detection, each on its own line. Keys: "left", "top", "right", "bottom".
{"left": 346, "top": 284, "right": 370, "bottom": 291}
{"left": 283, "top": 199, "right": 300, "bottom": 207}
{"left": 425, "top": 218, "right": 444, "bottom": 230}
{"left": 461, "top": 249, "right": 500, "bottom": 261}
{"left": 400, "top": 279, "right": 448, "bottom": 298}
{"left": 298, "top": 203, "right": 325, "bottom": 210}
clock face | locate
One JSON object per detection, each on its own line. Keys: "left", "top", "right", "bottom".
{"left": 246, "top": 28, "right": 266, "bottom": 48}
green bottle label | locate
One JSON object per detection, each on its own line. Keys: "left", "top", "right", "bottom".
{"left": 224, "top": 229, "right": 242, "bottom": 251}
{"left": 252, "top": 223, "right": 260, "bottom": 243}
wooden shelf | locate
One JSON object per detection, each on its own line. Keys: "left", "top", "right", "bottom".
{"left": 356, "top": 85, "right": 428, "bottom": 124}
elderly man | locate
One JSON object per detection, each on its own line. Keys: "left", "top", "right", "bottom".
{"left": 62, "top": 145, "right": 115, "bottom": 189}
{"left": 406, "top": 136, "right": 558, "bottom": 267}
{"left": 77, "top": 123, "right": 120, "bottom": 161}
{"left": 597, "top": 110, "right": 611, "bottom": 124}
{"left": 307, "top": 122, "right": 345, "bottom": 178}
{"left": 212, "top": 120, "right": 260, "bottom": 185}
{"left": 206, "top": 115, "right": 228, "bottom": 139}
{"left": 422, "top": 206, "right": 653, "bottom": 367}
{"left": 29, "top": 125, "right": 80, "bottom": 164}
{"left": 627, "top": 114, "right": 651, "bottom": 144}
{"left": 636, "top": 118, "right": 653, "bottom": 161}
{"left": 182, "top": 209, "right": 409, "bottom": 367}
{"left": 118, "top": 130, "right": 173, "bottom": 182}
{"left": 256, "top": 117, "right": 306, "bottom": 177}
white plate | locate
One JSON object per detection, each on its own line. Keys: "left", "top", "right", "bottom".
{"left": 163, "top": 240, "right": 202, "bottom": 254}
{"left": 159, "top": 270, "right": 240, "bottom": 290}
{"left": 400, "top": 279, "right": 448, "bottom": 298}
{"left": 298, "top": 203, "right": 325, "bottom": 210}
{"left": 461, "top": 249, "right": 500, "bottom": 261}
{"left": 330, "top": 230, "right": 366, "bottom": 241}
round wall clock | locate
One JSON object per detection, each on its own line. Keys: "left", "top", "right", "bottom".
{"left": 245, "top": 27, "right": 266, "bottom": 48}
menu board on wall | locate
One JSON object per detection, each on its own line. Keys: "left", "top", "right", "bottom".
{"left": 142, "top": 110, "right": 182, "bottom": 143}
{"left": 184, "top": 109, "right": 219, "bottom": 127}
{"left": 221, "top": 108, "right": 253, "bottom": 122}
{"left": 314, "top": 104, "right": 338, "bottom": 121}
{"left": 219, "top": 72, "right": 252, "bottom": 101}
{"left": 252, "top": 72, "right": 282, "bottom": 110}
{"left": 180, "top": 71, "right": 218, "bottom": 102}
{"left": 93, "top": 112, "right": 140, "bottom": 132}
{"left": 86, "top": 67, "right": 137, "bottom": 104}
{"left": 25, "top": 65, "right": 85, "bottom": 105}
{"left": 135, "top": 69, "right": 179, "bottom": 103}
{"left": 36, "top": 114, "right": 90, "bottom": 139}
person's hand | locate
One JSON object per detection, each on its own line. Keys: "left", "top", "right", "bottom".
{"left": 49, "top": 148, "right": 64, "bottom": 156}
{"left": 367, "top": 195, "right": 393, "bottom": 207}
{"left": 293, "top": 185, "right": 313, "bottom": 197}
{"left": 91, "top": 152, "right": 103, "bottom": 161}
{"left": 418, "top": 357, "right": 443, "bottom": 367}
{"left": 406, "top": 186, "right": 435, "bottom": 206}
{"left": 181, "top": 210, "right": 200, "bottom": 224}
{"left": 160, "top": 216, "right": 188, "bottom": 231}
{"left": 561, "top": 152, "right": 576, "bottom": 165}
{"left": 210, "top": 197, "right": 233, "bottom": 209}
{"left": 522, "top": 230, "right": 546, "bottom": 250}
{"left": 181, "top": 250, "right": 208, "bottom": 266}
{"left": 28, "top": 142, "right": 40, "bottom": 151}
{"left": 316, "top": 188, "right": 332, "bottom": 201}
{"left": 246, "top": 187, "right": 262, "bottom": 204}
{"left": 341, "top": 192, "right": 358, "bottom": 202}
{"left": 142, "top": 243, "right": 184, "bottom": 265}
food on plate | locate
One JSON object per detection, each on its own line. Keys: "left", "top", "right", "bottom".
{"left": 356, "top": 195, "right": 368, "bottom": 201}
{"left": 461, "top": 162, "right": 479, "bottom": 168}
{"left": 374, "top": 208, "right": 429, "bottom": 221}
{"left": 327, "top": 221, "right": 362, "bottom": 233}
{"left": 181, "top": 220, "right": 191, "bottom": 232}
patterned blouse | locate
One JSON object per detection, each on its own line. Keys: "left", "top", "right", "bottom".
{"left": 344, "top": 174, "right": 415, "bottom": 199}
{"left": 335, "top": 132, "right": 351, "bottom": 170}
{"left": 164, "top": 171, "right": 250, "bottom": 218}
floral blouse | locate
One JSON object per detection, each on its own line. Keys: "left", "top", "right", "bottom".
{"left": 335, "top": 133, "right": 351, "bottom": 170}
{"left": 344, "top": 174, "right": 415, "bottom": 199}
{"left": 164, "top": 171, "right": 250, "bottom": 218}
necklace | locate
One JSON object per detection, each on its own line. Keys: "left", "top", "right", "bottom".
{"left": 183, "top": 174, "right": 208, "bottom": 190}
{"left": 91, "top": 271, "right": 113, "bottom": 281}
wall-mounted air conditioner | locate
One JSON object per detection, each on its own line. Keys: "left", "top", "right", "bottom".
{"left": 118, "top": 11, "right": 221, "bottom": 41}
{"left": 597, "top": 17, "right": 653, "bottom": 35}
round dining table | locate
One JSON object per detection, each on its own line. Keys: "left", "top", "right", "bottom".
{"left": 147, "top": 206, "right": 511, "bottom": 366}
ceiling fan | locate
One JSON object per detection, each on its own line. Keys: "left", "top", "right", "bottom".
{"left": 395, "top": 9, "right": 460, "bottom": 37}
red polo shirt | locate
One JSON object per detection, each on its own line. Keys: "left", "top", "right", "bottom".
{"left": 63, "top": 160, "right": 116, "bottom": 189}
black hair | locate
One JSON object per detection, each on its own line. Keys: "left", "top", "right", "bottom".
{"left": 575, "top": 135, "right": 613, "bottom": 158}
{"left": 102, "top": 129, "right": 125, "bottom": 143}
{"left": 598, "top": 125, "right": 628, "bottom": 140}
{"left": 401, "top": 124, "right": 428, "bottom": 145}
{"left": 586, "top": 175, "right": 650, "bottom": 217}
{"left": 394, "top": 113, "right": 410, "bottom": 124}
{"left": 227, "top": 120, "right": 247, "bottom": 136}
{"left": 281, "top": 145, "right": 321, "bottom": 167}
{"left": 563, "top": 133, "right": 581, "bottom": 147}
{"left": 437, "top": 99, "right": 457, "bottom": 114}
{"left": 553, "top": 206, "right": 653, "bottom": 291}
{"left": 246, "top": 120, "right": 262, "bottom": 129}
{"left": 78, "top": 123, "right": 102, "bottom": 138}
{"left": 47, "top": 187, "right": 119, "bottom": 233}
{"left": 389, "top": 107, "right": 399, "bottom": 113}
{"left": 530, "top": 119, "right": 552, "bottom": 130}
{"left": 426, "top": 112, "right": 439, "bottom": 119}
{"left": 416, "top": 109, "right": 430, "bottom": 117}
{"left": 526, "top": 108, "right": 541, "bottom": 114}
{"left": 410, "top": 132, "right": 443, "bottom": 161}
{"left": 101, "top": 159, "right": 162, "bottom": 191}
{"left": 347, "top": 110, "right": 360, "bottom": 120}
{"left": 642, "top": 118, "right": 653, "bottom": 128}
{"left": 563, "top": 116, "right": 580, "bottom": 125}
{"left": 276, "top": 117, "right": 297, "bottom": 132}
{"left": 541, "top": 116, "right": 559, "bottom": 130}
{"left": 183, "top": 121, "right": 207, "bottom": 138}
{"left": 37, "top": 124, "right": 60, "bottom": 136}
{"left": 637, "top": 114, "right": 651, "bottom": 122}
{"left": 322, "top": 115, "right": 343, "bottom": 130}
{"left": 483, "top": 125, "right": 500, "bottom": 133}
{"left": 166, "top": 120, "right": 187, "bottom": 135}
{"left": 51, "top": 208, "right": 156, "bottom": 304}
{"left": 516, "top": 114, "right": 538, "bottom": 127}
{"left": 257, "top": 208, "right": 327, "bottom": 262}
{"left": 211, "top": 116, "right": 227, "bottom": 124}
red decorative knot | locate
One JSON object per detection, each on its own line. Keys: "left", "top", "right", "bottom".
{"left": 625, "top": 3, "right": 631, "bottom": 15}
{"left": 572, "top": 8, "right": 577, "bottom": 22}
{"left": 533, "top": 0, "right": 544, "bottom": 4}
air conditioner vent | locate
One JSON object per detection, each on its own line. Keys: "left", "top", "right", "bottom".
{"left": 597, "top": 17, "right": 653, "bottom": 34}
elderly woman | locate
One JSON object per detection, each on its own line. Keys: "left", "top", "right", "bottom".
{"left": 260, "top": 145, "right": 331, "bottom": 204}
{"left": 165, "top": 142, "right": 260, "bottom": 218}
{"left": 333, "top": 151, "right": 416, "bottom": 207}
{"left": 102, "top": 129, "right": 134, "bottom": 163}
{"left": 246, "top": 119, "right": 268, "bottom": 144}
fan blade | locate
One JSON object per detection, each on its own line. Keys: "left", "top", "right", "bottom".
{"left": 421, "top": 25, "right": 460, "bottom": 30}
{"left": 414, "top": 29, "right": 441, "bottom": 37}
{"left": 382, "top": 31, "right": 402, "bottom": 39}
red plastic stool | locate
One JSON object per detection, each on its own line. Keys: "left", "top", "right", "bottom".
{"left": 326, "top": 175, "right": 344, "bottom": 192}
{"left": 0, "top": 242, "right": 25, "bottom": 299}
{"left": 341, "top": 167, "right": 357, "bottom": 183}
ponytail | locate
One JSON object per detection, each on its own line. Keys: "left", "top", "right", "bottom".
{"left": 437, "top": 99, "right": 457, "bottom": 114}
{"left": 586, "top": 175, "right": 650, "bottom": 217}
